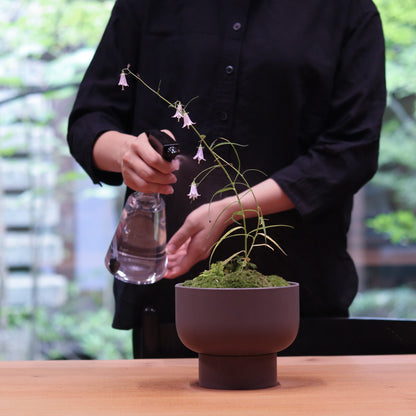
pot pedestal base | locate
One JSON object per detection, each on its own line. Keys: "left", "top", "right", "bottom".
{"left": 198, "top": 353, "right": 278, "bottom": 390}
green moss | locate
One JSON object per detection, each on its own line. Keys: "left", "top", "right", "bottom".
{"left": 182, "top": 260, "right": 290, "bottom": 288}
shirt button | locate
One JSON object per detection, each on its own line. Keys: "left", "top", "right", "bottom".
{"left": 225, "top": 65, "right": 234, "bottom": 75}
{"left": 219, "top": 111, "right": 228, "bottom": 121}
{"left": 233, "top": 22, "right": 242, "bottom": 31}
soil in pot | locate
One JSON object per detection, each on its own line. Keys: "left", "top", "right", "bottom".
{"left": 182, "top": 259, "right": 290, "bottom": 289}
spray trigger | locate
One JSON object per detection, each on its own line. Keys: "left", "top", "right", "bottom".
{"left": 146, "top": 130, "right": 180, "bottom": 162}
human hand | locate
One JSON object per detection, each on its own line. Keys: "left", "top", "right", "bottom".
{"left": 121, "top": 130, "right": 180, "bottom": 194}
{"left": 164, "top": 198, "right": 233, "bottom": 279}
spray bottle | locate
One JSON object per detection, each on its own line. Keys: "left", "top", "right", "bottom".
{"left": 105, "top": 130, "right": 180, "bottom": 284}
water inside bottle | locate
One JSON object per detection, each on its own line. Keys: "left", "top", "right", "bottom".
{"left": 105, "top": 193, "right": 167, "bottom": 285}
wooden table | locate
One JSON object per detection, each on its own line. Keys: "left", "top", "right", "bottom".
{"left": 0, "top": 356, "right": 414, "bottom": 415}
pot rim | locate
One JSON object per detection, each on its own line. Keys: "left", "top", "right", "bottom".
{"left": 175, "top": 281, "right": 299, "bottom": 291}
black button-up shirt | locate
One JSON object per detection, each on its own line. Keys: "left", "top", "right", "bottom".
{"left": 68, "top": 0, "right": 386, "bottom": 326}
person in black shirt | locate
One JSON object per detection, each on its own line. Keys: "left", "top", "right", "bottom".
{"left": 67, "top": 0, "right": 386, "bottom": 356}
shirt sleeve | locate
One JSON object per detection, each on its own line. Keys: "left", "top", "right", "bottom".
{"left": 272, "top": 3, "right": 386, "bottom": 219}
{"left": 67, "top": 0, "right": 143, "bottom": 185}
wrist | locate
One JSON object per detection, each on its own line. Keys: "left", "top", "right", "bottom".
{"left": 217, "top": 196, "right": 246, "bottom": 225}
{"left": 93, "top": 130, "right": 135, "bottom": 173}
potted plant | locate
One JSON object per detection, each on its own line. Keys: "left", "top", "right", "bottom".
{"left": 119, "top": 68, "right": 299, "bottom": 389}
{"left": 176, "top": 264, "right": 299, "bottom": 389}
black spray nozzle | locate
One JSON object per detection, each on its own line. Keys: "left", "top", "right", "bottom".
{"left": 146, "top": 129, "right": 180, "bottom": 162}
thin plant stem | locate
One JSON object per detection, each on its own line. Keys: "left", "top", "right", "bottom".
{"left": 121, "top": 68, "right": 283, "bottom": 269}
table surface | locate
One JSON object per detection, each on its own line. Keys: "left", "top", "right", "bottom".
{"left": 0, "top": 355, "right": 414, "bottom": 416}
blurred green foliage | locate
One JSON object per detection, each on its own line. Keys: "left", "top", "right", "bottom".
{"left": 350, "top": 286, "right": 416, "bottom": 319}
{"left": 369, "top": 1, "right": 416, "bottom": 244}
{"left": 5, "top": 302, "right": 133, "bottom": 360}
{"left": 1, "top": 0, "right": 121, "bottom": 361}
{"left": 367, "top": 210, "right": 416, "bottom": 245}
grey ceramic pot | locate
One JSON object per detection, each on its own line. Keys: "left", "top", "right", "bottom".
{"left": 175, "top": 282, "right": 299, "bottom": 390}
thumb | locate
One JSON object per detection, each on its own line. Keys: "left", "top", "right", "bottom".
{"left": 166, "top": 225, "right": 193, "bottom": 255}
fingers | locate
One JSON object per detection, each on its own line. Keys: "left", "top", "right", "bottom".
{"left": 164, "top": 204, "right": 226, "bottom": 279}
{"left": 161, "top": 129, "right": 175, "bottom": 141}
{"left": 165, "top": 220, "right": 206, "bottom": 279}
{"left": 165, "top": 243, "right": 206, "bottom": 279}
{"left": 121, "top": 131, "right": 179, "bottom": 193}
{"left": 166, "top": 226, "right": 191, "bottom": 256}
{"left": 166, "top": 211, "right": 211, "bottom": 258}
{"left": 122, "top": 166, "right": 176, "bottom": 194}
{"left": 164, "top": 241, "right": 192, "bottom": 279}
{"left": 137, "top": 133, "right": 179, "bottom": 174}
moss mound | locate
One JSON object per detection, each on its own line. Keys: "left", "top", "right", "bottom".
{"left": 182, "top": 259, "right": 290, "bottom": 288}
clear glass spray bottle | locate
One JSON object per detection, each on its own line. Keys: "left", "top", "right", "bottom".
{"left": 105, "top": 130, "right": 180, "bottom": 285}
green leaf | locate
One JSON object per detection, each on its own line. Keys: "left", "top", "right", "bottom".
{"left": 57, "top": 171, "right": 87, "bottom": 184}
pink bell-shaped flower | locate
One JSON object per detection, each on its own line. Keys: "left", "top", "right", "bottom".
{"left": 193, "top": 145, "right": 206, "bottom": 164}
{"left": 118, "top": 73, "right": 129, "bottom": 90}
{"left": 182, "top": 112, "right": 195, "bottom": 129}
{"left": 187, "top": 181, "right": 200, "bottom": 200}
{"left": 172, "top": 103, "right": 184, "bottom": 121}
